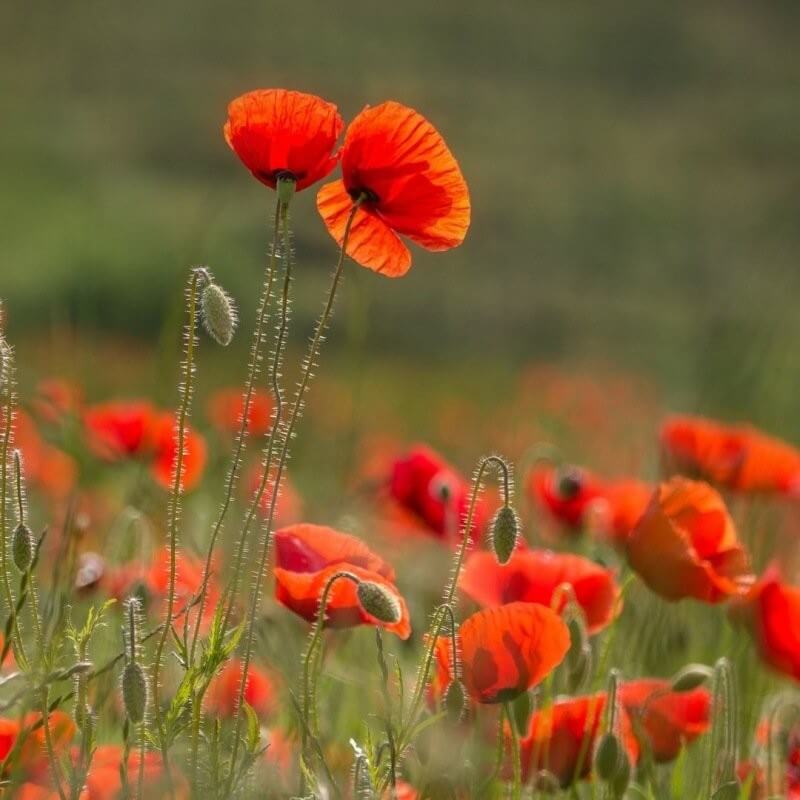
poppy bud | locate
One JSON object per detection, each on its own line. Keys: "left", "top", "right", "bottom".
{"left": 356, "top": 581, "right": 401, "bottom": 625}
{"left": 443, "top": 679, "right": 466, "bottom": 723}
{"left": 594, "top": 732, "right": 623, "bottom": 782}
{"left": 12, "top": 523, "right": 33, "bottom": 573}
{"left": 491, "top": 505, "right": 519, "bottom": 564}
{"left": 201, "top": 281, "right": 237, "bottom": 346}
{"left": 565, "top": 615, "right": 592, "bottom": 691}
{"left": 122, "top": 661, "right": 148, "bottom": 724}
{"left": 671, "top": 663, "right": 713, "bottom": 692}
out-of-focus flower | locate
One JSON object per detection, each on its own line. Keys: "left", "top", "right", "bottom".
{"left": 206, "top": 659, "right": 275, "bottom": 718}
{"left": 520, "top": 694, "right": 639, "bottom": 787}
{"left": 619, "top": 678, "right": 710, "bottom": 762}
{"left": 14, "top": 411, "right": 77, "bottom": 501}
{"left": 83, "top": 401, "right": 157, "bottom": 460}
{"left": 80, "top": 744, "right": 187, "bottom": 799}
{"left": 273, "top": 523, "right": 411, "bottom": 638}
{"left": 33, "top": 378, "right": 83, "bottom": 425}
{"left": 661, "top": 414, "right": 800, "bottom": 495}
{"left": 317, "top": 101, "right": 470, "bottom": 277}
{"left": 386, "top": 445, "right": 487, "bottom": 544}
{"left": 149, "top": 412, "right": 207, "bottom": 492}
{"left": 459, "top": 549, "right": 621, "bottom": 634}
{"left": 458, "top": 602, "right": 569, "bottom": 704}
{"left": 626, "top": 477, "right": 752, "bottom": 603}
{"left": 224, "top": 89, "right": 343, "bottom": 192}
{"left": 245, "top": 463, "right": 302, "bottom": 528}
{"left": 207, "top": 388, "right": 273, "bottom": 438}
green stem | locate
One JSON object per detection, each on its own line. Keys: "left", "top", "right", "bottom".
{"left": 505, "top": 701, "right": 522, "bottom": 800}
{"left": 152, "top": 268, "right": 201, "bottom": 762}
{"left": 41, "top": 687, "right": 67, "bottom": 800}
{"left": 225, "top": 201, "right": 361, "bottom": 794}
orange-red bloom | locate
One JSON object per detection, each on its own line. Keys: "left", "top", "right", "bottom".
{"left": 206, "top": 659, "right": 275, "bottom": 718}
{"left": 84, "top": 400, "right": 157, "bottom": 459}
{"left": 224, "top": 89, "right": 343, "bottom": 191}
{"left": 273, "top": 524, "right": 411, "bottom": 639}
{"left": 317, "top": 101, "right": 470, "bottom": 277}
{"left": 207, "top": 388, "right": 273, "bottom": 438}
{"left": 458, "top": 602, "right": 569, "bottom": 704}
{"left": 619, "top": 678, "right": 710, "bottom": 762}
{"left": 520, "top": 694, "right": 639, "bottom": 787}
{"left": 626, "top": 477, "right": 752, "bottom": 603}
{"left": 149, "top": 412, "right": 207, "bottom": 492}
{"left": 387, "top": 445, "right": 487, "bottom": 543}
{"left": 661, "top": 414, "right": 800, "bottom": 495}
{"left": 80, "top": 744, "right": 187, "bottom": 799}
{"left": 459, "top": 549, "right": 621, "bottom": 634}
{"left": 13, "top": 411, "right": 77, "bottom": 501}
{"left": 731, "top": 564, "right": 800, "bottom": 681}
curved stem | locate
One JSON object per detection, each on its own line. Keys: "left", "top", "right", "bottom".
{"left": 188, "top": 196, "right": 283, "bottom": 663}
{"left": 225, "top": 202, "right": 361, "bottom": 795}
{"left": 152, "top": 268, "right": 201, "bottom": 757}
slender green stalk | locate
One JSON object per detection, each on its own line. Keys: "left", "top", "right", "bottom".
{"left": 41, "top": 687, "right": 67, "bottom": 800}
{"left": 152, "top": 268, "right": 202, "bottom": 756}
{"left": 188, "top": 196, "right": 283, "bottom": 664}
{"left": 224, "top": 200, "right": 362, "bottom": 792}
{"left": 505, "top": 701, "right": 522, "bottom": 800}
{"left": 375, "top": 629, "right": 397, "bottom": 794}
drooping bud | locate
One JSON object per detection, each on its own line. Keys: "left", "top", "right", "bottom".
{"left": 671, "top": 663, "right": 713, "bottom": 692}
{"left": 356, "top": 581, "right": 401, "bottom": 625}
{"left": 443, "top": 679, "right": 466, "bottom": 723}
{"left": 200, "top": 280, "right": 237, "bottom": 346}
{"left": 490, "top": 505, "right": 519, "bottom": 564}
{"left": 122, "top": 661, "right": 148, "bottom": 724}
{"left": 12, "top": 523, "right": 33, "bottom": 573}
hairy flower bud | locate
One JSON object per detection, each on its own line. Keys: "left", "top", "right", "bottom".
{"left": 122, "top": 661, "right": 148, "bottom": 724}
{"left": 356, "top": 581, "right": 401, "bottom": 625}
{"left": 491, "top": 505, "right": 519, "bottom": 564}
{"left": 671, "top": 663, "right": 713, "bottom": 692}
{"left": 443, "top": 679, "right": 466, "bottom": 723}
{"left": 201, "top": 281, "right": 237, "bottom": 346}
{"left": 12, "top": 523, "right": 33, "bottom": 573}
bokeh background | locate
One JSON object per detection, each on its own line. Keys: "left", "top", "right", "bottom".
{"left": 2, "top": 0, "right": 800, "bottom": 442}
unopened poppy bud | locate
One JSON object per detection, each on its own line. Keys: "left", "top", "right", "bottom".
{"left": 610, "top": 750, "right": 631, "bottom": 798}
{"left": 491, "top": 505, "right": 519, "bottom": 564}
{"left": 356, "top": 581, "right": 401, "bottom": 625}
{"left": 594, "top": 732, "right": 624, "bottom": 782}
{"left": 565, "top": 615, "right": 592, "bottom": 691}
{"left": 12, "top": 523, "right": 33, "bottom": 572}
{"left": 443, "top": 679, "right": 466, "bottom": 723}
{"left": 122, "top": 661, "right": 148, "bottom": 724}
{"left": 671, "top": 663, "right": 713, "bottom": 692}
{"left": 201, "top": 281, "right": 237, "bottom": 346}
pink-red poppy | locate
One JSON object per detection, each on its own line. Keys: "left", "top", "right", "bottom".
{"left": 458, "top": 602, "right": 569, "bottom": 704}
{"left": 273, "top": 524, "right": 411, "bottom": 639}
{"left": 317, "top": 101, "right": 470, "bottom": 277}
{"left": 206, "top": 659, "right": 275, "bottom": 718}
{"left": 626, "top": 477, "right": 752, "bottom": 603}
{"left": 207, "top": 388, "right": 273, "bottom": 438}
{"left": 386, "top": 445, "right": 487, "bottom": 543}
{"left": 149, "top": 412, "right": 207, "bottom": 492}
{"left": 83, "top": 400, "right": 157, "bottom": 460}
{"left": 224, "top": 89, "right": 343, "bottom": 191}
{"left": 459, "top": 549, "right": 621, "bottom": 634}
{"left": 618, "top": 678, "right": 710, "bottom": 762}
{"left": 520, "top": 694, "right": 639, "bottom": 787}
{"left": 661, "top": 414, "right": 800, "bottom": 495}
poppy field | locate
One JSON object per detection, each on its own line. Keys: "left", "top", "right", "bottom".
{"left": 3, "top": 5, "right": 800, "bottom": 800}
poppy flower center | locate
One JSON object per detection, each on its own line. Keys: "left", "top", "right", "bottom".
{"left": 348, "top": 186, "right": 380, "bottom": 205}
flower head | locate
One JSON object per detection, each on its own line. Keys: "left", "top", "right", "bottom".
{"left": 317, "top": 101, "right": 470, "bottom": 276}
{"left": 224, "top": 89, "right": 343, "bottom": 191}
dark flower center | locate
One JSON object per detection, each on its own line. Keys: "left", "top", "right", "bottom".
{"left": 348, "top": 186, "right": 379, "bottom": 204}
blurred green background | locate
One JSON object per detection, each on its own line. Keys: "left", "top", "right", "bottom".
{"left": 2, "top": 0, "right": 800, "bottom": 432}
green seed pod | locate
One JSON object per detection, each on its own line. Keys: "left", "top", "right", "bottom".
{"left": 122, "top": 661, "right": 148, "bottom": 724}
{"left": 595, "top": 732, "right": 623, "bottom": 782}
{"left": 671, "top": 663, "right": 713, "bottom": 692}
{"left": 443, "top": 679, "right": 466, "bottom": 723}
{"left": 491, "top": 505, "right": 519, "bottom": 564}
{"left": 356, "top": 581, "right": 401, "bottom": 625}
{"left": 201, "top": 281, "right": 237, "bottom": 346}
{"left": 12, "top": 523, "right": 33, "bottom": 572}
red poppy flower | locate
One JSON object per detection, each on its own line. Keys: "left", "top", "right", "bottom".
{"left": 528, "top": 465, "right": 607, "bottom": 530}
{"left": 520, "top": 694, "right": 639, "bottom": 787}
{"left": 459, "top": 549, "right": 621, "bottom": 634}
{"left": 273, "top": 523, "right": 410, "bottom": 639}
{"left": 224, "top": 89, "right": 342, "bottom": 191}
{"left": 626, "top": 477, "right": 752, "bottom": 603}
{"left": 598, "top": 478, "right": 653, "bottom": 546}
{"left": 737, "top": 717, "right": 800, "bottom": 799}
{"left": 387, "top": 445, "right": 487, "bottom": 543}
{"left": 207, "top": 388, "right": 273, "bottom": 438}
{"left": 149, "top": 412, "right": 207, "bottom": 492}
{"left": 317, "top": 101, "right": 470, "bottom": 277}
{"left": 206, "top": 659, "right": 275, "bottom": 717}
{"left": 661, "top": 414, "right": 800, "bottom": 495}
{"left": 83, "top": 401, "right": 157, "bottom": 459}
{"left": 731, "top": 564, "right": 800, "bottom": 681}
{"left": 12, "top": 711, "right": 77, "bottom": 780}
{"left": 13, "top": 411, "right": 77, "bottom": 501}
{"left": 618, "top": 678, "right": 710, "bottom": 762}
{"left": 458, "top": 602, "right": 569, "bottom": 704}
